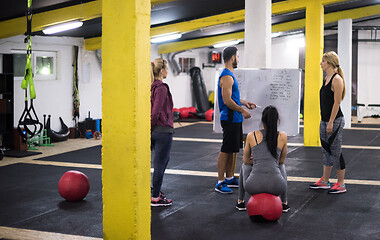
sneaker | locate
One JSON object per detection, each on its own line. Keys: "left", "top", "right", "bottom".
{"left": 282, "top": 203, "right": 290, "bottom": 213}
{"left": 236, "top": 201, "right": 246, "bottom": 211}
{"left": 159, "top": 191, "right": 166, "bottom": 199}
{"left": 328, "top": 183, "right": 346, "bottom": 194}
{"left": 309, "top": 177, "right": 331, "bottom": 189}
{"left": 151, "top": 187, "right": 166, "bottom": 199}
{"left": 151, "top": 196, "right": 172, "bottom": 207}
{"left": 225, "top": 176, "right": 239, "bottom": 188}
{"left": 215, "top": 181, "right": 233, "bottom": 194}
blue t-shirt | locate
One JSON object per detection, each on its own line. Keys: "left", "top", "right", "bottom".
{"left": 218, "top": 68, "right": 243, "bottom": 123}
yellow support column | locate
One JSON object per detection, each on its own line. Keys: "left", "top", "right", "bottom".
{"left": 102, "top": 0, "right": 151, "bottom": 239}
{"left": 304, "top": 0, "right": 324, "bottom": 147}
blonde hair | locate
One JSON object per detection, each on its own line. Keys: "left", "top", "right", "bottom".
{"left": 151, "top": 57, "right": 167, "bottom": 83}
{"left": 322, "top": 51, "right": 346, "bottom": 100}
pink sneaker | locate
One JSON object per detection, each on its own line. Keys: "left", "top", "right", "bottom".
{"left": 328, "top": 183, "right": 346, "bottom": 194}
{"left": 309, "top": 177, "right": 331, "bottom": 189}
{"left": 151, "top": 196, "right": 172, "bottom": 207}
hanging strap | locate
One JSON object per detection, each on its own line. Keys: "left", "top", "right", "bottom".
{"left": 17, "top": 0, "right": 42, "bottom": 143}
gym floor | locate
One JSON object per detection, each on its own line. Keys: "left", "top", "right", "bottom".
{"left": 0, "top": 118, "right": 380, "bottom": 240}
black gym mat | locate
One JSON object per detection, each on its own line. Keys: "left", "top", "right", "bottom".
{"left": 3, "top": 150, "right": 42, "bottom": 158}
{"left": 35, "top": 145, "right": 101, "bottom": 165}
{"left": 174, "top": 123, "right": 222, "bottom": 139}
{"left": 352, "top": 123, "right": 380, "bottom": 128}
{"left": 1, "top": 122, "right": 380, "bottom": 239}
{"left": 0, "top": 163, "right": 102, "bottom": 238}
{"left": 151, "top": 174, "right": 380, "bottom": 240}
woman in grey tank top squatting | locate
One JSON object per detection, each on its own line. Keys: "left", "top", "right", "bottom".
{"left": 309, "top": 51, "right": 347, "bottom": 194}
{"left": 236, "top": 106, "right": 290, "bottom": 213}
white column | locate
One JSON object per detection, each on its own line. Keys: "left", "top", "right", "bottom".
{"left": 338, "top": 19, "right": 352, "bottom": 128}
{"left": 244, "top": 0, "right": 271, "bottom": 68}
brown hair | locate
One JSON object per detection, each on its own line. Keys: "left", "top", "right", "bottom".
{"left": 322, "top": 51, "right": 346, "bottom": 100}
{"left": 151, "top": 57, "right": 167, "bottom": 83}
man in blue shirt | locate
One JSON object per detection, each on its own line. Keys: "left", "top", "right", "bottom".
{"left": 215, "top": 46, "right": 256, "bottom": 194}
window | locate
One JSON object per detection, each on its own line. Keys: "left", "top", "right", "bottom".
{"left": 12, "top": 50, "right": 57, "bottom": 80}
{"left": 178, "top": 57, "right": 195, "bottom": 74}
{"left": 34, "top": 51, "right": 56, "bottom": 80}
{"left": 13, "top": 53, "right": 27, "bottom": 78}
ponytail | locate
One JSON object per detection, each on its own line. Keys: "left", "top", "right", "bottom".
{"left": 150, "top": 62, "right": 155, "bottom": 83}
{"left": 261, "top": 105, "right": 279, "bottom": 159}
{"left": 336, "top": 66, "right": 346, "bottom": 100}
{"left": 151, "top": 57, "right": 167, "bottom": 83}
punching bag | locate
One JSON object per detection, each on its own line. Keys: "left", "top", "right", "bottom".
{"left": 190, "top": 67, "right": 209, "bottom": 113}
{"left": 46, "top": 116, "right": 70, "bottom": 142}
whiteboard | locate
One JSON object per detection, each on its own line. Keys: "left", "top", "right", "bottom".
{"left": 213, "top": 68, "right": 302, "bottom": 136}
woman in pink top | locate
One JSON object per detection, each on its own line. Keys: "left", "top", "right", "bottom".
{"left": 150, "top": 57, "right": 174, "bottom": 207}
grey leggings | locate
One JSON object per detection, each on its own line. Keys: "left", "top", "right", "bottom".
{"left": 238, "top": 163, "right": 287, "bottom": 203}
{"left": 319, "top": 117, "right": 345, "bottom": 169}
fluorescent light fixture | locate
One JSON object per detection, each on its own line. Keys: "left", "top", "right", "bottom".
{"left": 151, "top": 33, "right": 182, "bottom": 43}
{"left": 213, "top": 40, "right": 240, "bottom": 48}
{"left": 43, "top": 21, "right": 83, "bottom": 35}
{"left": 271, "top": 32, "right": 282, "bottom": 38}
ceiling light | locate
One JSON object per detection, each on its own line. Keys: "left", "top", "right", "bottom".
{"left": 213, "top": 40, "right": 240, "bottom": 48}
{"left": 43, "top": 21, "right": 83, "bottom": 35}
{"left": 151, "top": 33, "right": 182, "bottom": 43}
{"left": 271, "top": 32, "right": 282, "bottom": 38}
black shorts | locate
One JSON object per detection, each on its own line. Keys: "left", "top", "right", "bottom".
{"left": 221, "top": 121, "right": 243, "bottom": 153}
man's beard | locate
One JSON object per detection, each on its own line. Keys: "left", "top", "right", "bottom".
{"left": 233, "top": 59, "right": 238, "bottom": 68}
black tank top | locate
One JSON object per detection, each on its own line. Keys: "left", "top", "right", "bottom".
{"left": 320, "top": 73, "right": 343, "bottom": 122}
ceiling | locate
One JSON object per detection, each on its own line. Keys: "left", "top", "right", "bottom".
{"left": 0, "top": 0, "right": 379, "bottom": 51}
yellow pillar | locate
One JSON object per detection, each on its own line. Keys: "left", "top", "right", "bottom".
{"left": 102, "top": 0, "right": 151, "bottom": 239}
{"left": 304, "top": 0, "right": 324, "bottom": 147}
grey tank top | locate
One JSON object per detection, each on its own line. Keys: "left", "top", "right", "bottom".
{"left": 251, "top": 130, "right": 282, "bottom": 175}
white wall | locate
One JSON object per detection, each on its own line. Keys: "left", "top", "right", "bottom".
{"left": 357, "top": 30, "right": 380, "bottom": 105}
{"left": 0, "top": 35, "right": 102, "bottom": 130}
{"left": 79, "top": 50, "right": 102, "bottom": 121}
{"left": 271, "top": 35, "right": 301, "bottom": 69}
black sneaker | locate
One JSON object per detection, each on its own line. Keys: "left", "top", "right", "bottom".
{"left": 151, "top": 196, "right": 172, "bottom": 207}
{"left": 215, "top": 181, "right": 233, "bottom": 194}
{"left": 236, "top": 201, "right": 246, "bottom": 211}
{"left": 225, "top": 176, "right": 239, "bottom": 188}
{"left": 282, "top": 203, "right": 290, "bottom": 213}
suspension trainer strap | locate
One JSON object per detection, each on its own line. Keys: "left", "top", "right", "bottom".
{"left": 17, "top": 0, "right": 42, "bottom": 143}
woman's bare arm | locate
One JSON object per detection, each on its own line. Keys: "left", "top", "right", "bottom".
{"left": 278, "top": 132, "right": 287, "bottom": 165}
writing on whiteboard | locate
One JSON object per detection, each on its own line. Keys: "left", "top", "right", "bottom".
{"left": 213, "top": 68, "right": 302, "bottom": 136}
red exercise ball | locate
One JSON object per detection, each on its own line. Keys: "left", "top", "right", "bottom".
{"left": 58, "top": 170, "right": 90, "bottom": 202}
{"left": 246, "top": 193, "right": 282, "bottom": 221}
{"left": 205, "top": 109, "right": 214, "bottom": 122}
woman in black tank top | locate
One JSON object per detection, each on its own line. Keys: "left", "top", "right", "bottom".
{"left": 310, "top": 51, "right": 347, "bottom": 194}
